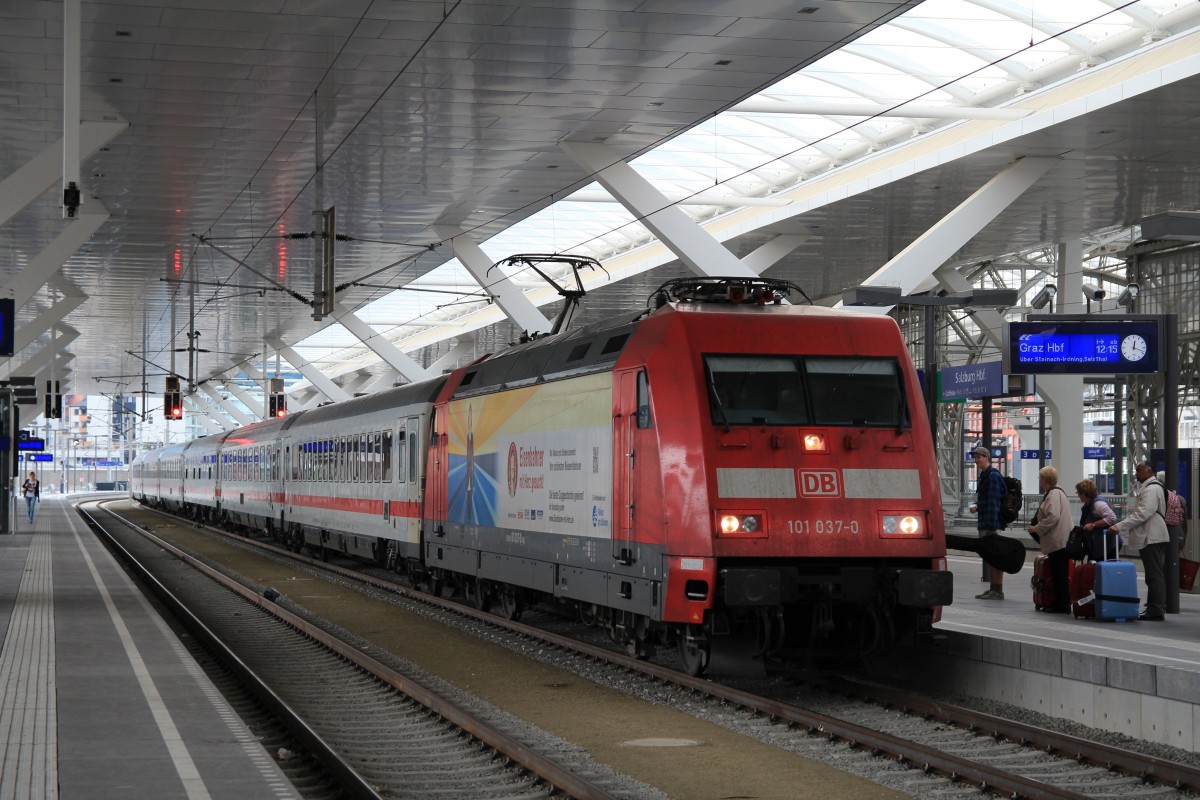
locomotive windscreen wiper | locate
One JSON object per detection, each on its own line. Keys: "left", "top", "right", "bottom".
{"left": 704, "top": 362, "right": 731, "bottom": 432}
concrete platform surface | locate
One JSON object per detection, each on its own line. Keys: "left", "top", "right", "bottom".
{"left": 0, "top": 495, "right": 297, "bottom": 800}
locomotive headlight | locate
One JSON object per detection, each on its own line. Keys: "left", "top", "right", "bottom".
{"left": 802, "top": 433, "right": 826, "bottom": 452}
{"left": 881, "top": 514, "right": 924, "bottom": 536}
{"left": 717, "top": 512, "right": 765, "bottom": 537}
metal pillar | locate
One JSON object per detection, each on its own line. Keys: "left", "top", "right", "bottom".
{"left": 561, "top": 142, "right": 758, "bottom": 279}
{"left": 267, "top": 337, "right": 351, "bottom": 404}
{"left": 1165, "top": 314, "right": 1180, "bottom": 613}
{"left": 435, "top": 229, "right": 552, "bottom": 337}
{"left": 331, "top": 303, "right": 433, "bottom": 383}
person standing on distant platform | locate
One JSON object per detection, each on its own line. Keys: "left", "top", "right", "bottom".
{"left": 21, "top": 471, "right": 39, "bottom": 523}
{"left": 969, "top": 446, "right": 1007, "bottom": 600}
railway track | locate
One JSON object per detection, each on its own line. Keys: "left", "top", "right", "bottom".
{"left": 106, "top": 501, "right": 1200, "bottom": 799}
{"left": 80, "top": 500, "right": 625, "bottom": 800}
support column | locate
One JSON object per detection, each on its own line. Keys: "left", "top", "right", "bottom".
{"left": 561, "top": 142, "right": 758, "bottom": 278}
{"left": 221, "top": 382, "right": 262, "bottom": 423}
{"left": 0, "top": 121, "right": 126, "bottom": 228}
{"left": 184, "top": 397, "right": 229, "bottom": 434}
{"left": 331, "top": 302, "right": 433, "bottom": 383}
{"left": 267, "top": 337, "right": 351, "bottom": 404}
{"left": 198, "top": 383, "right": 255, "bottom": 428}
{"left": 5, "top": 330, "right": 79, "bottom": 381}
{"left": 434, "top": 229, "right": 552, "bottom": 336}
{"left": 429, "top": 339, "right": 474, "bottom": 376}
{"left": 740, "top": 234, "right": 808, "bottom": 275}
{"left": 846, "top": 157, "right": 1056, "bottom": 310}
{"left": 4, "top": 293, "right": 86, "bottom": 363}
{"left": 4, "top": 210, "right": 108, "bottom": 309}
{"left": 1037, "top": 239, "right": 1085, "bottom": 489}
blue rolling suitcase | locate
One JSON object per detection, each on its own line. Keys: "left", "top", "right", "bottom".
{"left": 1093, "top": 536, "right": 1140, "bottom": 623}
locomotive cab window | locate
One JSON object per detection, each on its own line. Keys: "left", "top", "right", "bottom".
{"left": 806, "top": 357, "right": 907, "bottom": 428}
{"left": 704, "top": 355, "right": 908, "bottom": 428}
{"left": 636, "top": 371, "right": 652, "bottom": 429}
{"left": 705, "top": 355, "right": 806, "bottom": 426}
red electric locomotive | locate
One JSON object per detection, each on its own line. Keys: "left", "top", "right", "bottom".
{"left": 423, "top": 277, "right": 951, "bottom": 673}
{"left": 133, "top": 276, "right": 951, "bottom": 675}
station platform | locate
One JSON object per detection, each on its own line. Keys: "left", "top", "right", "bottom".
{"left": 4, "top": 498, "right": 1198, "bottom": 799}
{"left": 895, "top": 527, "right": 1200, "bottom": 753}
{"left": 0, "top": 495, "right": 297, "bottom": 800}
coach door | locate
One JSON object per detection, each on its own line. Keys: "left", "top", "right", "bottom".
{"left": 425, "top": 407, "right": 448, "bottom": 536}
{"left": 613, "top": 370, "right": 639, "bottom": 563}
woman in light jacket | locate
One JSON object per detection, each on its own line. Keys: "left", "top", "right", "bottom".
{"left": 1028, "top": 466, "right": 1072, "bottom": 613}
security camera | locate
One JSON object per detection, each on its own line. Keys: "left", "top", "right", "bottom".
{"left": 1030, "top": 284, "right": 1056, "bottom": 310}
{"left": 1082, "top": 282, "right": 1106, "bottom": 301}
{"left": 1116, "top": 282, "right": 1139, "bottom": 307}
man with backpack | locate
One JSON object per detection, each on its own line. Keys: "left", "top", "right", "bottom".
{"left": 969, "top": 445, "right": 1009, "bottom": 600}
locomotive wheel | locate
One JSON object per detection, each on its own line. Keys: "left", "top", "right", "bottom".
{"left": 498, "top": 587, "right": 523, "bottom": 621}
{"left": 677, "top": 625, "right": 709, "bottom": 676}
{"left": 472, "top": 579, "right": 493, "bottom": 611}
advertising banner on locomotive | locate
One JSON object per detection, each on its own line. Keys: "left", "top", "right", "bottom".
{"left": 445, "top": 372, "right": 614, "bottom": 537}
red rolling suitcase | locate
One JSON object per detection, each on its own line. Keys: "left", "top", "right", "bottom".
{"left": 1032, "top": 555, "right": 1056, "bottom": 610}
{"left": 1070, "top": 560, "right": 1096, "bottom": 618}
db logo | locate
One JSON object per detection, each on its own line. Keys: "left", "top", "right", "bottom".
{"left": 797, "top": 470, "right": 840, "bottom": 497}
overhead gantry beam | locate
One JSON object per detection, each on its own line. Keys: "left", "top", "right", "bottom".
{"left": 434, "top": 228, "right": 552, "bottom": 337}
{"left": 561, "top": 142, "right": 758, "bottom": 279}
{"left": 267, "top": 337, "right": 351, "bottom": 404}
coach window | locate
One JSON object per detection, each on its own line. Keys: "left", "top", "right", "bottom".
{"left": 382, "top": 430, "right": 392, "bottom": 481}
{"left": 636, "top": 371, "right": 652, "bottom": 429}
{"left": 397, "top": 430, "right": 407, "bottom": 484}
{"left": 408, "top": 429, "right": 417, "bottom": 479}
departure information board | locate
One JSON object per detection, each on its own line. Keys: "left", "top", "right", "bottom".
{"left": 1006, "top": 318, "right": 1161, "bottom": 375}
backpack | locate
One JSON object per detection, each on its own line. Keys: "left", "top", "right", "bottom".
{"left": 999, "top": 474, "right": 1022, "bottom": 528}
{"left": 1165, "top": 489, "right": 1187, "bottom": 527}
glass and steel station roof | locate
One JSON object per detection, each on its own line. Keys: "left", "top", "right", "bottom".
{"left": 287, "top": 0, "right": 1200, "bottom": 388}
{"left": 3, "top": 0, "right": 1200, "bottom": 416}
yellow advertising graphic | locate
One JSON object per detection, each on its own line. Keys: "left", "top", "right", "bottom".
{"left": 446, "top": 373, "right": 613, "bottom": 537}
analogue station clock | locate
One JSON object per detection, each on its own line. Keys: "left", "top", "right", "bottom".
{"left": 1121, "top": 333, "right": 1148, "bottom": 361}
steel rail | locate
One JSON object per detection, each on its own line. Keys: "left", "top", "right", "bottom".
{"left": 832, "top": 678, "right": 1200, "bottom": 793}
{"left": 77, "top": 502, "right": 384, "bottom": 800}
{"left": 96, "top": 501, "right": 619, "bottom": 800}
{"left": 129, "top": 503, "right": 1169, "bottom": 800}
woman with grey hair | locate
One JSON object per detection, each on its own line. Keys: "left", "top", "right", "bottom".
{"left": 1028, "top": 466, "right": 1072, "bottom": 612}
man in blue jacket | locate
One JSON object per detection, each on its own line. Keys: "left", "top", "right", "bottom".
{"left": 969, "top": 446, "right": 1008, "bottom": 599}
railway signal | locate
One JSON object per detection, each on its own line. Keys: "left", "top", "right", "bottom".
{"left": 164, "top": 376, "right": 183, "bottom": 420}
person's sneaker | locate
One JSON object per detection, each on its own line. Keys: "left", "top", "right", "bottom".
{"left": 1138, "top": 611, "right": 1165, "bottom": 621}
{"left": 974, "top": 589, "right": 1004, "bottom": 600}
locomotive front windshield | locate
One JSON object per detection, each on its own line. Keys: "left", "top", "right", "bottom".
{"left": 706, "top": 355, "right": 908, "bottom": 427}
